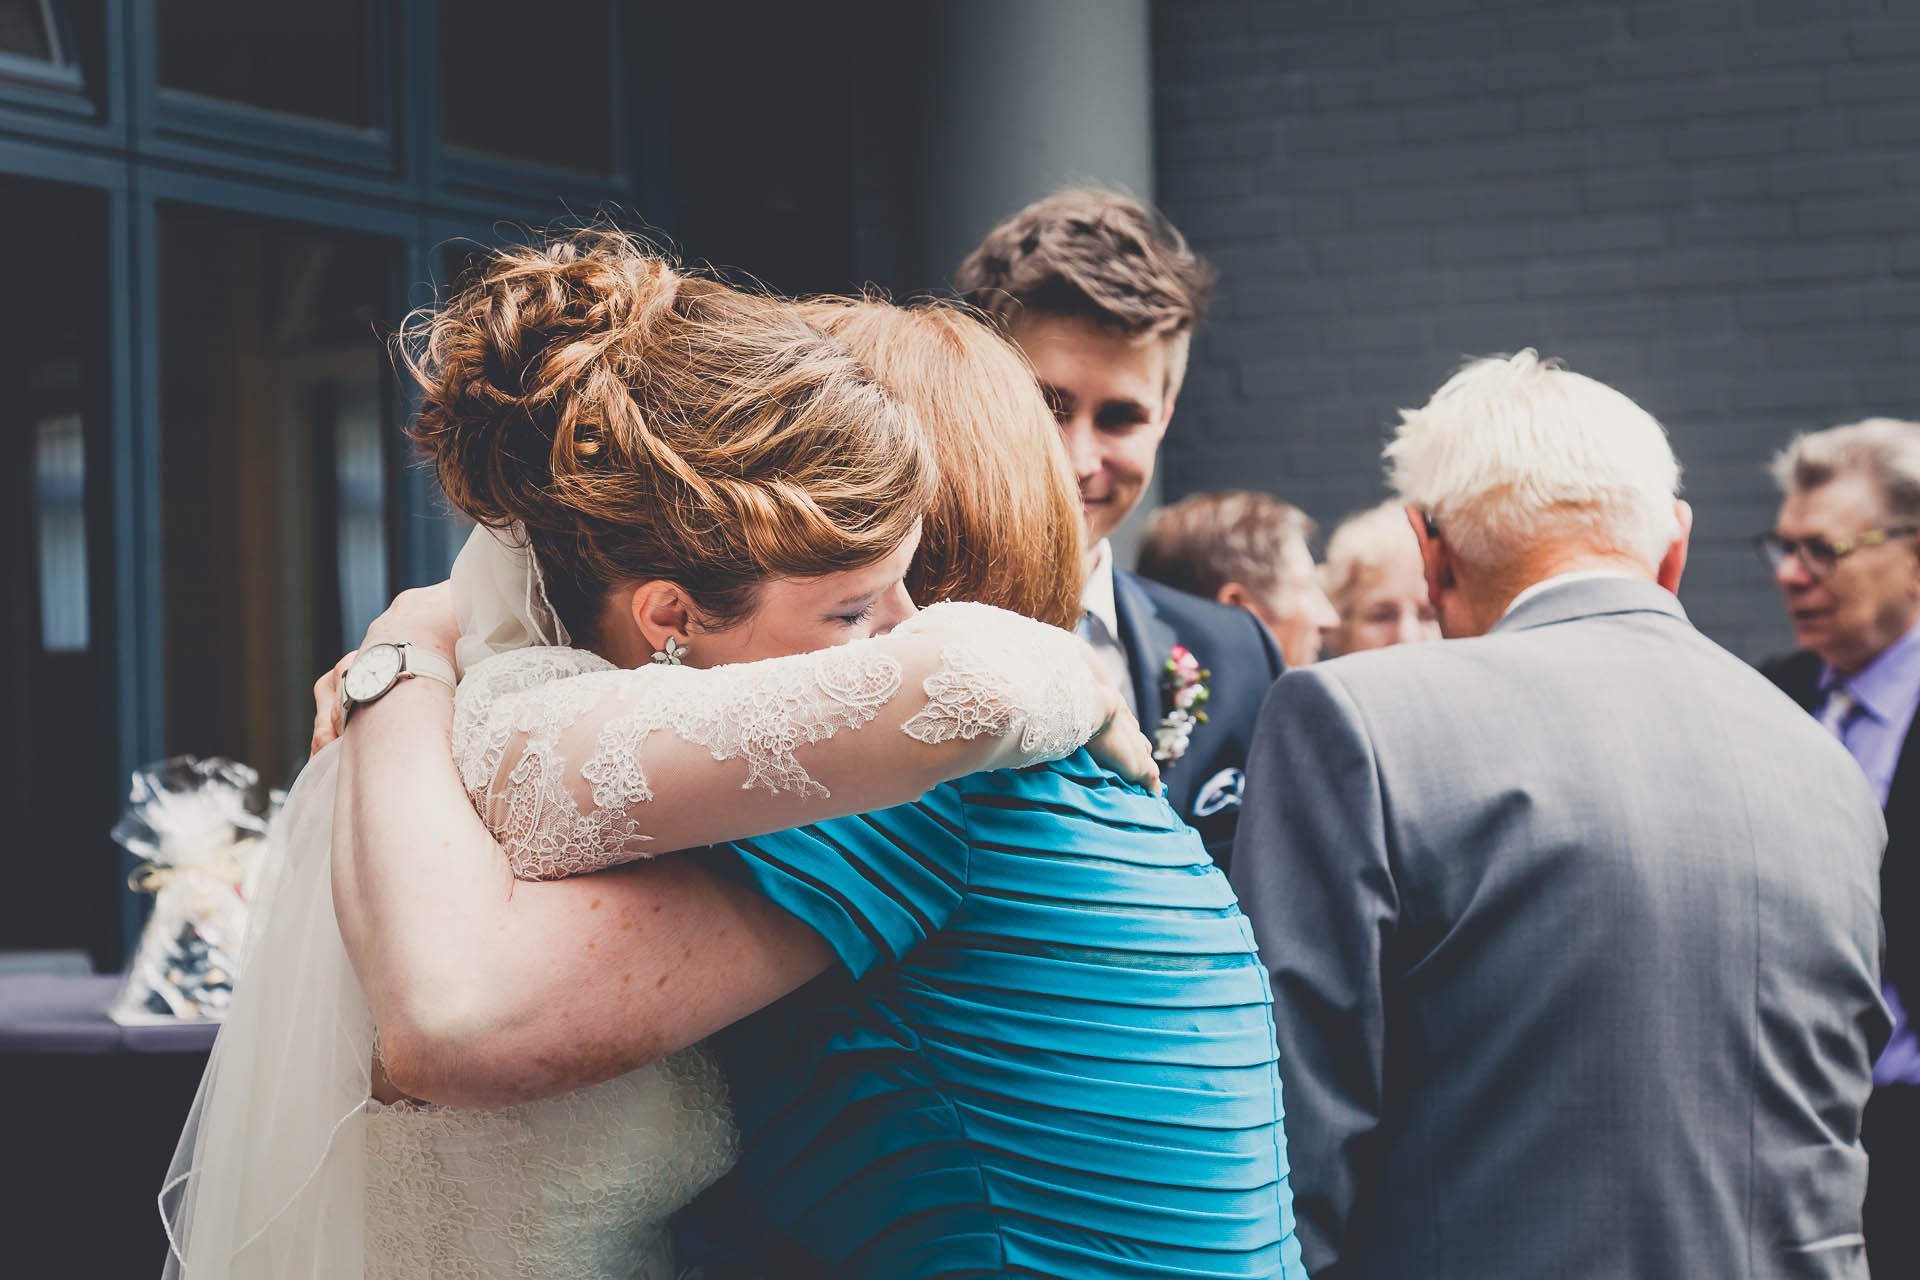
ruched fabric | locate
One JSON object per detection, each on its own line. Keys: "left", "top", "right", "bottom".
{"left": 713, "top": 750, "right": 1307, "bottom": 1279}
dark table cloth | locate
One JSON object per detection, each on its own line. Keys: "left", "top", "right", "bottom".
{"left": 1, "top": 974, "right": 218, "bottom": 1274}
{"left": 0, "top": 973, "right": 221, "bottom": 1053}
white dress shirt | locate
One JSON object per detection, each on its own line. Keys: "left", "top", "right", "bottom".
{"left": 1079, "top": 540, "right": 1138, "bottom": 715}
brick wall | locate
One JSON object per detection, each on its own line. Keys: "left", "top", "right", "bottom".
{"left": 1152, "top": 0, "right": 1920, "bottom": 659}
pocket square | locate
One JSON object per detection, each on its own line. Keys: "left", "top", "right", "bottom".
{"left": 1192, "top": 767, "right": 1244, "bottom": 819}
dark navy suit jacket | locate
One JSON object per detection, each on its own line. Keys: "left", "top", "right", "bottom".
{"left": 1112, "top": 568, "right": 1286, "bottom": 870}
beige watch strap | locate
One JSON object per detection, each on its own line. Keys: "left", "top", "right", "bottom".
{"left": 396, "top": 643, "right": 457, "bottom": 691}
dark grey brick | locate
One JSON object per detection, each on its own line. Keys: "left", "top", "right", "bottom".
{"left": 1767, "top": 328, "right": 1902, "bottom": 367}
{"left": 1403, "top": 101, "right": 1521, "bottom": 143}
{"left": 1849, "top": 24, "right": 1920, "bottom": 61}
{"left": 1793, "top": 196, "right": 1920, "bottom": 239}
{"left": 1289, "top": 110, "right": 1402, "bottom": 151}
{"left": 1823, "top": 62, "right": 1920, "bottom": 106}
{"left": 1583, "top": 170, "right": 1684, "bottom": 212}
{"left": 1855, "top": 106, "right": 1920, "bottom": 146}
{"left": 1669, "top": 205, "right": 1797, "bottom": 246}
{"left": 1765, "top": 153, "right": 1894, "bottom": 196}
{"left": 1628, "top": 3, "right": 1742, "bottom": 40}
{"left": 1762, "top": 241, "right": 1889, "bottom": 280}
{"left": 1312, "top": 231, "right": 1433, "bottom": 273}
{"left": 1521, "top": 256, "right": 1642, "bottom": 299}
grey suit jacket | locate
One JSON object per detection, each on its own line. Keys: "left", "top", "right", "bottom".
{"left": 1231, "top": 577, "right": 1889, "bottom": 1280}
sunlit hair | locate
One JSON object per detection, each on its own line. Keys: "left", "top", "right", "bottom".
{"left": 1384, "top": 349, "right": 1682, "bottom": 571}
{"left": 399, "top": 229, "right": 936, "bottom": 644}
{"left": 1771, "top": 417, "right": 1920, "bottom": 524}
{"left": 954, "top": 187, "right": 1215, "bottom": 398}
{"left": 1321, "top": 501, "right": 1423, "bottom": 617}
{"left": 1136, "top": 490, "right": 1312, "bottom": 602}
{"left": 801, "top": 297, "right": 1083, "bottom": 631}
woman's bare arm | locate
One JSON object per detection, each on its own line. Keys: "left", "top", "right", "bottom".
{"left": 333, "top": 675, "right": 834, "bottom": 1108}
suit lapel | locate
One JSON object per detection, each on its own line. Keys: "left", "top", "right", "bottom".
{"left": 1112, "top": 568, "right": 1175, "bottom": 729}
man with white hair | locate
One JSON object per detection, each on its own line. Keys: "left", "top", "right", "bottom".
{"left": 1231, "top": 351, "right": 1888, "bottom": 1280}
{"left": 1758, "top": 418, "right": 1920, "bottom": 1278}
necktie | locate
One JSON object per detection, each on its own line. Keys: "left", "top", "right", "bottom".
{"left": 1819, "top": 686, "right": 1860, "bottom": 742}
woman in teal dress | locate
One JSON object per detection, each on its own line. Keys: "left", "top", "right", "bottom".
{"left": 708, "top": 745, "right": 1299, "bottom": 1278}
{"left": 329, "top": 259, "right": 1307, "bottom": 1278}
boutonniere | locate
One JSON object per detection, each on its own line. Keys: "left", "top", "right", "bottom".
{"left": 1153, "top": 644, "right": 1210, "bottom": 765}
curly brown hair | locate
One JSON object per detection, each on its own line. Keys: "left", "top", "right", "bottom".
{"left": 400, "top": 229, "right": 936, "bottom": 644}
{"left": 953, "top": 188, "right": 1215, "bottom": 343}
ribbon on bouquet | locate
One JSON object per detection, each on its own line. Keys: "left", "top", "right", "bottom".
{"left": 126, "top": 829, "right": 260, "bottom": 918}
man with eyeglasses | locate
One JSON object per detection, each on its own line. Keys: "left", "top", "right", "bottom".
{"left": 1759, "top": 416, "right": 1920, "bottom": 1278}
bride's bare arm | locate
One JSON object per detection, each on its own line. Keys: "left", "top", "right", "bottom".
{"left": 333, "top": 685, "right": 831, "bottom": 1108}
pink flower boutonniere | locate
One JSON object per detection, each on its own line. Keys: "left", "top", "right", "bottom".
{"left": 1153, "top": 644, "right": 1211, "bottom": 765}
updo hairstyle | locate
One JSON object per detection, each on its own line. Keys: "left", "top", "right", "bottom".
{"left": 800, "top": 298, "right": 1083, "bottom": 632}
{"left": 402, "top": 229, "right": 936, "bottom": 644}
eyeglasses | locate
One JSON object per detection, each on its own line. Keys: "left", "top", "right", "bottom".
{"left": 1753, "top": 526, "right": 1918, "bottom": 578}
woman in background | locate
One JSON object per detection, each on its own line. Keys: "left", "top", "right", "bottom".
{"left": 1321, "top": 500, "right": 1441, "bottom": 656}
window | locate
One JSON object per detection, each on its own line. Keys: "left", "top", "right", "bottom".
{"left": 158, "top": 206, "right": 399, "bottom": 788}
{"left": 438, "top": 0, "right": 615, "bottom": 174}
{"left": 0, "top": 0, "right": 60, "bottom": 62}
{"left": 156, "top": 0, "right": 373, "bottom": 127}
{"left": 0, "top": 175, "right": 116, "bottom": 962}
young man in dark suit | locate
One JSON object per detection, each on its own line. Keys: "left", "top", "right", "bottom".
{"left": 1759, "top": 417, "right": 1920, "bottom": 1280}
{"left": 956, "top": 189, "right": 1284, "bottom": 867}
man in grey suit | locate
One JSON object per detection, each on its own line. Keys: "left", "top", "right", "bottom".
{"left": 1231, "top": 350, "right": 1889, "bottom": 1279}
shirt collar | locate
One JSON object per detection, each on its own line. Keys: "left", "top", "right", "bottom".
{"left": 1820, "top": 616, "right": 1920, "bottom": 725}
{"left": 1080, "top": 539, "right": 1121, "bottom": 641}
{"left": 1500, "top": 569, "right": 1643, "bottom": 621}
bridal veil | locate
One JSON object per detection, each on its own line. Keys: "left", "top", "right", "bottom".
{"left": 159, "top": 525, "right": 561, "bottom": 1276}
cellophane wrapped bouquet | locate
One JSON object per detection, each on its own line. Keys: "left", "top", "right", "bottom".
{"left": 109, "top": 756, "right": 280, "bottom": 1025}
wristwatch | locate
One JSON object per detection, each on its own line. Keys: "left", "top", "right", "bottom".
{"left": 339, "top": 642, "right": 458, "bottom": 724}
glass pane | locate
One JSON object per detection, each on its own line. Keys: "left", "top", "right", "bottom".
{"left": 439, "top": 0, "right": 614, "bottom": 174}
{"left": 159, "top": 207, "right": 398, "bottom": 789}
{"left": 0, "top": 0, "right": 57, "bottom": 61}
{"left": 0, "top": 175, "right": 116, "bottom": 963}
{"left": 156, "top": 0, "right": 370, "bottom": 127}
{"left": 35, "top": 413, "right": 89, "bottom": 650}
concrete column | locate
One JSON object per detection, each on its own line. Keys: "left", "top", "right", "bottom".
{"left": 918, "top": 0, "right": 1160, "bottom": 565}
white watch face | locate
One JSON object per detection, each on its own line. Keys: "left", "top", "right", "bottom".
{"left": 344, "top": 644, "right": 404, "bottom": 703}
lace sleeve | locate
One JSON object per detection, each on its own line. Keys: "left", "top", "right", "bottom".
{"left": 453, "top": 601, "right": 1104, "bottom": 880}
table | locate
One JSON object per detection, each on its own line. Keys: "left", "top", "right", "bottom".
{"left": 1, "top": 974, "right": 219, "bottom": 1274}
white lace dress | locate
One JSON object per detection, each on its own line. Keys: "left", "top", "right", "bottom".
{"left": 351, "top": 602, "right": 1102, "bottom": 1279}
{"left": 362, "top": 1052, "right": 735, "bottom": 1279}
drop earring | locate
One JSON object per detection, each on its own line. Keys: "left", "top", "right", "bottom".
{"left": 650, "top": 636, "right": 688, "bottom": 666}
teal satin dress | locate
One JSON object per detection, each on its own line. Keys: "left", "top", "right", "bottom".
{"left": 710, "top": 750, "right": 1308, "bottom": 1278}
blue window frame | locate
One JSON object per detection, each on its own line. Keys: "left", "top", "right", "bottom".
{"left": 0, "top": 0, "right": 654, "bottom": 965}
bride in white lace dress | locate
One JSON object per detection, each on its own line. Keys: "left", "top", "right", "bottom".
{"left": 160, "top": 234, "right": 1146, "bottom": 1278}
